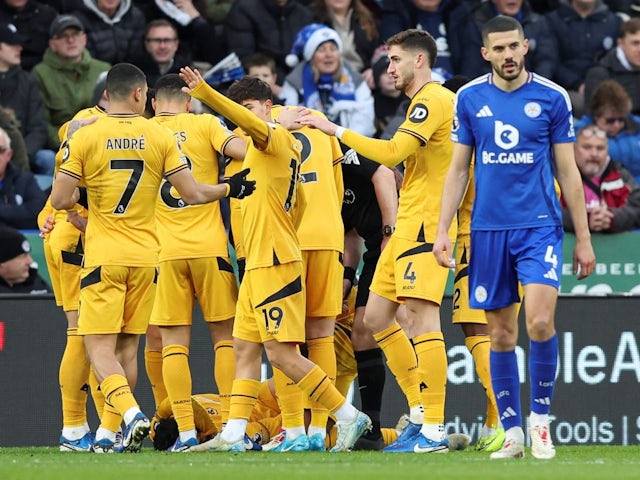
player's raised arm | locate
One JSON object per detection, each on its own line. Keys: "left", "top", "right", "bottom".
{"left": 180, "top": 67, "right": 270, "bottom": 146}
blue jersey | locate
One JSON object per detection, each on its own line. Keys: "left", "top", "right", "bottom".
{"left": 452, "top": 72, "right": 574, "bottom": 230}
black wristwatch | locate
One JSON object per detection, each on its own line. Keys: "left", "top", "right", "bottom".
{"left": 382, "top": 225, "right": 395, "bottom": 237}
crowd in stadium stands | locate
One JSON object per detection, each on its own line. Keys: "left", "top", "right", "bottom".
{"left": 0, "top": 0, "right": 638, "bottom": 231}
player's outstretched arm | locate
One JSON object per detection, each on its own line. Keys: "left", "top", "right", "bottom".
{"left": 433, "top": 143, "right": 473, "bottom": 269}
{"left": 180, "top": 67, "right": 270, "bottom": 145}
{"left": 553, "top": 142, "right": 595, "bottom": 279}
{"left": 299, "top": 111, "right": 421, "bottom": 169}
{"left": 298, "top": 110, "right": 339, "bottom": 136}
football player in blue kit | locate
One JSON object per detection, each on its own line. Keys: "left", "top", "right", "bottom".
{"left": 433, "top": 16, "right": 595, "bottom": 460}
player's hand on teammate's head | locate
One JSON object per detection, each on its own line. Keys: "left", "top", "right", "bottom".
{"left": 299, "top": 113, "right": 338, "bottom": 136}
{"left": 179, "top": 66, "right": 203, "bottom": 93}
{"left": 277, "top": 106, "right": 305, "bottom": 131}
{"left": 224, "top": 168, "right": 256, "bottom": 199}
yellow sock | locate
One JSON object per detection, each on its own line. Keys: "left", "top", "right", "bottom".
{"left": 214, "top": 340, "right": 235, "bottom": 425}
{"left": 144, "top": 349, "right": 167, "bottom": 408}
{"left": 88, "top": 368, "right": 104, "bottom": 420}
{"left": 229, "top": 379, "right": 261, "bottom": 420}
{"left": 297, "top": 365, "right": 344, "bottom": 413}
{"left": 381, "top": 427, "right": 398, "bottom": 446}
{"left": 413, "top": 332, "right": 447, "bottom": 424}
{"left": 100, "top": 403, "right": 122, "bottom": 433}
{"left": 466, "top": 334, "right": 498, "bottom": 427}
{"left": 373, "top": 322, "right": 421, "bottom": 408}
{"left": 59, "top": 328, "right": 89, "bottom": 427}
{"left": 162, "top": 345, "right": 194, "bottom": 432}
{"left": 326, "top": 425, "right": 337, "bottom": 449}
{"left": 306, "top": 336, "right": 336, "bottom": 430}
{"left": 273, "top": 367, "right": 304, "bottom": 429}
{"left": 100, "top": 374, "right": 138, "bottom": 417}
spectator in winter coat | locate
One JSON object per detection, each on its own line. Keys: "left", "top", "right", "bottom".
{"left": 562, "top": 124, "right": 640, "bottom": 233}
{"left": 0, "top": 126, "right": 47, "bottom": 229}
{"left": 72, "top": 0, "right": 146, "bottom": 65}
{"left": 282, "top": 23, "right": 375, "bottom": 137}
{"left": 584, "top": 18, "right": 640, "bottom": 116}
{"left": 546, "top": 0, "right": 621, "bottom": 116}
{"left": 0, "top": 0, "right": 58, "bottom": 71}
{"left": 448, "top": 0, "right": 558, "bottom": 79}
{"left": 32, "top": 14, "right": 110, "bottom": 150}
{"left": 574, "top": 79, "right": 640, "bottom": 185}
{"left": 224, "top": 0, "right": 314, "bottom": 82}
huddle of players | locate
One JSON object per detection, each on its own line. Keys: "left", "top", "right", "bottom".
{"left": 41, "top": 36, "right": 494, "bottom": 455}
{"left": 43, "top": 17, "right": 594, "bottom": 458}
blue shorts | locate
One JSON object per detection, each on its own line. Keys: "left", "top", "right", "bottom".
{"left": 469, "top": 227, "right": 563, "bottom": 310}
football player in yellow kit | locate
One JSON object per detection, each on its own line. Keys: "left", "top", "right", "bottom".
{"left": 300, "top": 29, "right": 456, "bottom": 453}
{"left": 148, "top": 73, "right": 248, "bottom": 452}
{"left": 50, "top": 63, "right": 255, "bottom": 454}
{"left": 38, "top": 98, "right": 108, "bottom": 452}
{"left": 179, "top": 67, "right": 371, "bottom": 453}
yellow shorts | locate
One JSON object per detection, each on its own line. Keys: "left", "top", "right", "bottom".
{"left": 44, "top": 237, "right": 82, "bottom": 311}
{"left": 78, "top": 265, "right": 156, "bottom": 335}
{"left": 150, "top": 257, "right": 238, "bottom": 326}
{"left": 370, "top": 236, "right": 450, "bottom": 304}
{"left": 452, "top": 235, "right": 486, "bottom": 324}
{"left": 302, "top": 250, "right": 342, "bottom": 318}
{"left": 234, "top": 262, "right": 305, "bottom": 344}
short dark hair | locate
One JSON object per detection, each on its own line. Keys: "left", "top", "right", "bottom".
{"left": 481, "top": 16, "right": 525, "bottom": 45}
{"left": 243, "top": 52, "right": 277, "bottom": 74}
{"left": 145, "top": 18, "right": 178, "bottom": 39}
{"left": 226, "top": 76, "right": 273, "bottom": 104}
{"left": 106, "top": 63, "right": 146, "bottom": 101}
{"left": 386, "top": 29, "right": 437, "bottom": 68}
{"left": 154, "top": 73, "right": 189, "bottom": 102}
{"left": 152, "top": 417, "right": 179, "bottom": 451}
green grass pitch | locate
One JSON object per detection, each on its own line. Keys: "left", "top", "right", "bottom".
{"left": 2, "top": 446, "right": 640, "bottom": 480}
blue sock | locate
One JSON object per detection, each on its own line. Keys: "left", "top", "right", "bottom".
{"left": 490, "top": 349, "right": 521, "bottom": 431}
{"left": 529, "top": 334, "right": 558, "bottom": 414}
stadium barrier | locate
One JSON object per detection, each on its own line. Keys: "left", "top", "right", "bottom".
{"left": 1, "top": 294, "right": 639, "bottom": 447}
{"left": 24, "top": 231, "right": 640, "bottom": 296}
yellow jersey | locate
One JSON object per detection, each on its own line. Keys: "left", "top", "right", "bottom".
{"left": 153, "top": 113, "right": 237, "bottom": 261}
{"left": 341, "top": 82, "right": 457, "bottom": 242}
{"left": 272, "top": 106, "right": 344, "bottom": 252}
{"left": 239, "top": 123, "right": 302, "bottom": 270}
{"left": 59, "top": 113, "right": 188, "bottom": 268}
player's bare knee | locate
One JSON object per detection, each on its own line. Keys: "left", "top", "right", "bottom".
{"left": 525, "top": 316, "right": 555, "bottom": 341}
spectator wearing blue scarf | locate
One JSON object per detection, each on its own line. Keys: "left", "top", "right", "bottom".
{"left": 281, "top": 23, "right": 375, "bottom": 137}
